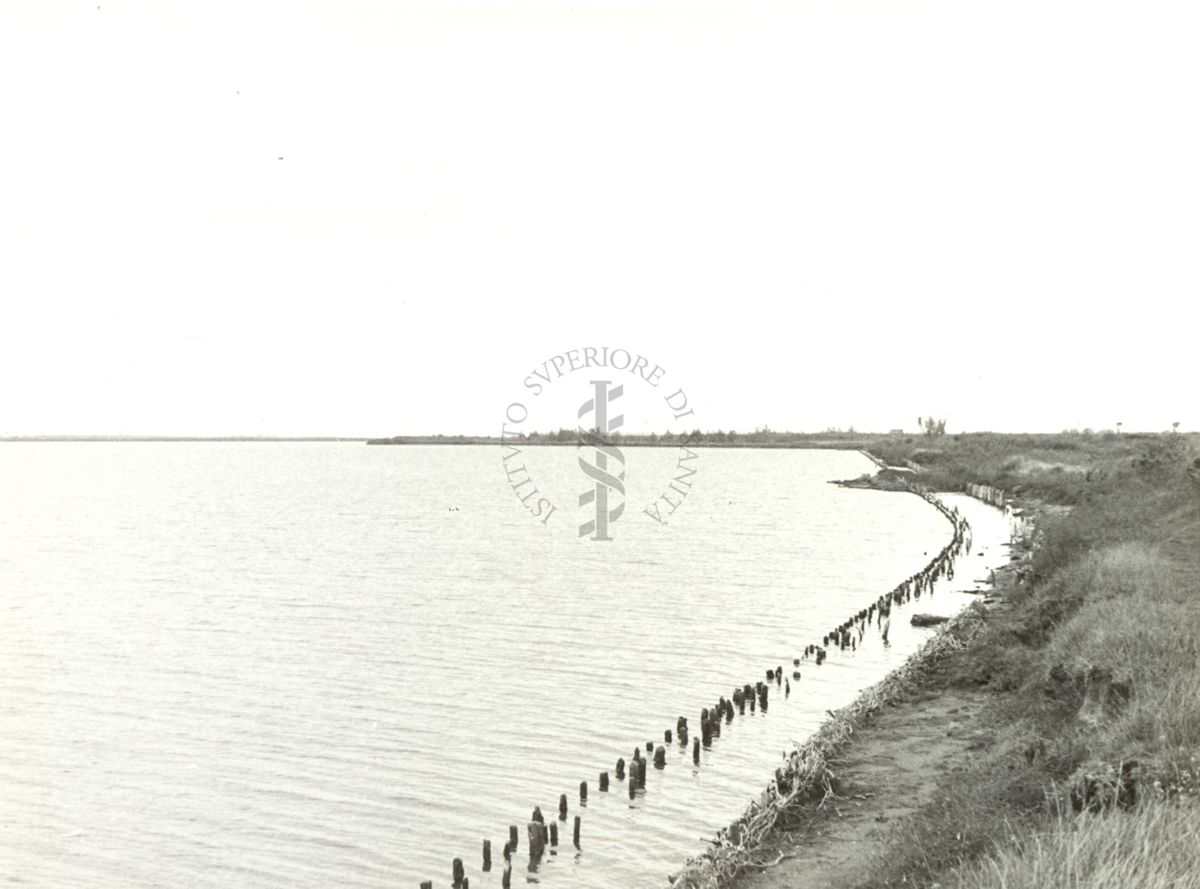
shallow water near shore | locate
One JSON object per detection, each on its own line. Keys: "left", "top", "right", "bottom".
{"left": 0, "top": 444, "right": 1011, "bottom": 888}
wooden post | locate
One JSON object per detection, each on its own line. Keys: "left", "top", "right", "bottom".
{"left": 453, "top": 857, "right": 465, "bottom": 884}
{"left": 421, "top": 883, "right": 432, "bottom": 889}
{"left": 549, "top": 822, "right": 558, "bottom": 846}
{"left": 558, "top": 794, "right": 567, "bottom": 821}
{"left": 616, "top": 757, "right": 626, "bottom": 780}
{"left": 502, "top": 865, "right": 512, "bottom": 889}
{"left": 573, "top": 814, "right": 581, "bottom": 848}
{"left": 654, "top": 745, "right": 666, "bottom": 768}
{"left": 483, "top": 839, "right": 492, "bottom": 871}
{"left": 599, "top": 771, "right": 609, "bottom": 791}
{"left": 693, "top": 737, "right": 700, "bottom": 764}
{"left": 664, "top": 729, "right": 672, "bottom": 744}
{"left": 580, "top": 780, "right": 588, "bottom": 803}
{"left": 528, "top": 822, "right": 545, "bottom": 859}
{"left": 532, "top": 806, "right": 544, "bottom": 824}
{"left": 509, "top": 825, "right": 519, "bottom": 852}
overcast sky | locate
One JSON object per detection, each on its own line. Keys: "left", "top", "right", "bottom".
{"left": 2, "top": 0, "right": 1196, "bottom": 437}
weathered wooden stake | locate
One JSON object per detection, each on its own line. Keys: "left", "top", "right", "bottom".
{"left": 692, "top": 737, "right": 700, "bottom": 764}
{"left": 421, "top": 882, "right": 432, "bottom": 889}
{"left": 558, "top": 794, "right": 567, "bottom": 821}
{"left": 549, "top": 822, "right": 558, "bottom": 846}
{"left": 502, "top": 865, "right": 511, "bottom": 889}
{"left": 580, "top": 780, "right": 588, "bottom": 802}
{"left": 654, "top": 745, "right": 666, "bottom": 768}
{"left": 616, "top": 757, "right": 626, "bottom": 780}
{"left": 483, "top": 839, "right": 492, "bottom": 871}
{"left": 528, "top": 822, "right": 545, "bottom": 859}
{"left": 532, "top": 806, "right": 544, "bottom": 824}
{"left": 509, "top": 825, "right": 519, "bottom": 852}
{"left": 453, "top": 857, "right": 465, "bottom": 884}
{"left": 599, "top": 771, "right": 609, "bottom": 791}
{"left": 664, "top": 729, "right": 672, "bottom": 743}
{"left": 573, "top": 814, "right": 581, "bottom": 848}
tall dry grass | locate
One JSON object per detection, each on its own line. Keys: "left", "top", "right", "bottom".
{"left": 955, "top": 802, "right": 1200, "bottom": 889}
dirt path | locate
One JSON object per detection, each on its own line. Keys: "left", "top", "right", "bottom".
{"left": 736, "top": 684, "right": 991, "bottom": 889}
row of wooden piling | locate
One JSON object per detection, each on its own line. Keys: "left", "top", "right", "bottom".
{"left": 424, "top": 810, "right": 587, "bottom": 889}
{"left": 418, "top": 486, "right": 972, "bottom": 887}
{"left": 801, "top": 489, "right": 972, "bottom": 659}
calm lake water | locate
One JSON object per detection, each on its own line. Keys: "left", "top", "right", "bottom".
{"left": 0, "top": 444, "right": 1011, "bottom": 888}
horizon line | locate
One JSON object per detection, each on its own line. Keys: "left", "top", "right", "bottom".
{"left": 2, "top": 428, "right": 1191, "bottom": 443}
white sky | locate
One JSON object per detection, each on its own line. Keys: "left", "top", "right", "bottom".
{"left": 2, "top": 0, "right": 1196, "bottom": 437}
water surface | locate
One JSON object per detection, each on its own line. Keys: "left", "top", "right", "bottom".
{"left": 0, "top": 444, "right": 1010, "bottom": 888}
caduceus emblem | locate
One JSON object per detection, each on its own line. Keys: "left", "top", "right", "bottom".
{"left": 577, "top": 380, "right": 626, "bottom": 540}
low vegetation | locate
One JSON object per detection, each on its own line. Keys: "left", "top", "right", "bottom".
{"left": 851, "top": 431, "right": 1200, "bottom": 888}
{"left": 956, "top": 803, "right": 1200, "bottom": 889}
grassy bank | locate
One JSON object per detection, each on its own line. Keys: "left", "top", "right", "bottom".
{"left": 851, "top": 432, "right": 1200, "bottom": 888}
